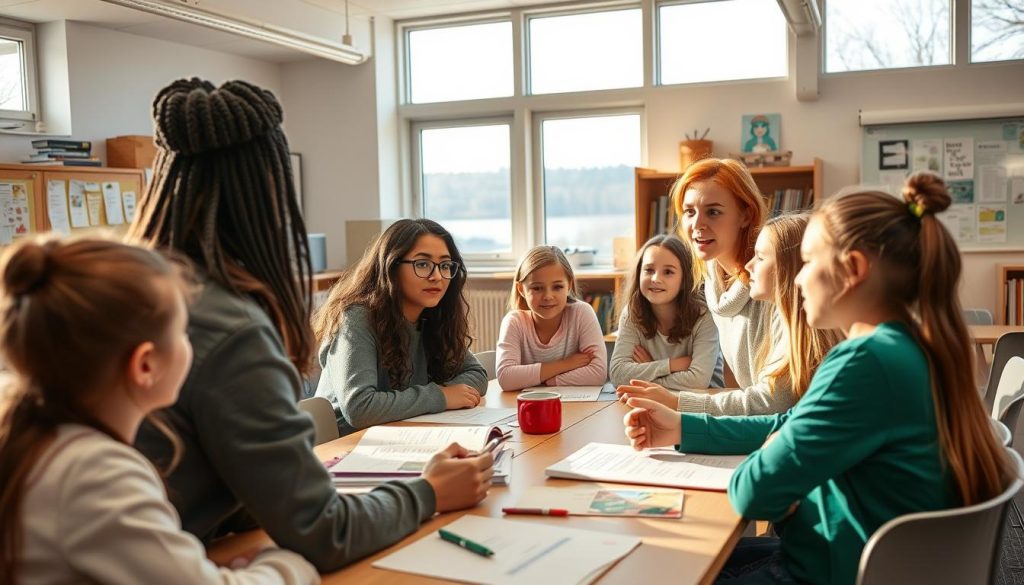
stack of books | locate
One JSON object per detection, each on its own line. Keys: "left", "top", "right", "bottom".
{"left": 22, "top": 139, "right": 101, "bottom": 166}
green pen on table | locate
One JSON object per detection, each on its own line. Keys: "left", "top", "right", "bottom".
{"left": 438, "top": 528, "right": 495, "bottom": 557}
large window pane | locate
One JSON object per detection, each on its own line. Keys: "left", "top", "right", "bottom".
{"left": 529, "top": 9, "right": 642, "bottom": 95}
{"left": 0, "top": 39, "right": 25, "bottom": 111}
{"left": 420, "top": 124, "right": 512, "bottom": 256}
{"left": 826, "top": 0, "right": 951, "bottom": 73}
{"left": 972, "top": 0, "right": 1024, "bottom": 63}
{"left": 408, "top": 22, "right": 513, "bottom": 104}
{"left": 541, "top": 114, "right": 640, "bottom": 264}
{"left": 659, "top": 0, "right": 787, "bottom": 85}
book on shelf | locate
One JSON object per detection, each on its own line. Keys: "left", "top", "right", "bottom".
{"left": 765, "top": 188, "right": 813, "bottom": 217}
{"left": 28, "top": 151, "right": 94, "bottom": 160}
{"left": 1009, "top": 279, "right": 1023, "bottom": 326}
{"left": 328, "top": 425, "right": 512, "bottom": 487}
{"left": 583, "top": 292, "right": 616, "bottom": 335}
{"left": 30, "top": 139, "right": 92, "bottom": 151}
{"left": 19, "top": 159, "right": 102, "bottom": 167}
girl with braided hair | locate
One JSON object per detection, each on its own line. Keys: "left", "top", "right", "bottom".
{"left": 624, "top": 172, "right": 1012, "bottom": 585}
{"left": 0, "top": 237, "right": 317, "bottom": 584}
{"left": 130, "top": 78, "right": 493, "bottom": 572}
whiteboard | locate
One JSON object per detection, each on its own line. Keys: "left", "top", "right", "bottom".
{"left": 860, "top": 117, "right": 1024, "bottom": 251}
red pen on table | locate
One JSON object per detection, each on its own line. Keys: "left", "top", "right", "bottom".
{"left": 501, "top": 507, "right": 569, "bottom": 517}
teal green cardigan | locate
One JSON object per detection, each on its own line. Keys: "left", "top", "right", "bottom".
{"left": 679, "top": 322, "right": 957, "bottom": 585}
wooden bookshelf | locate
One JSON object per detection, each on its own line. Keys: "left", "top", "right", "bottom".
{"left": 998, "top": 264, "right": 1024, "bottom": 325}
{"left": 634, "top": 158, "right": 823, "bottom": 249}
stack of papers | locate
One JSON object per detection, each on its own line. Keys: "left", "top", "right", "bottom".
{"left": 330, "top": 426, "right": 512, "bottom": 487}
{"left": 545, "top": 442, "right": 744, "bottom": 492}
{"left": 373, "top": 515, "right": 640, "bottom": 585}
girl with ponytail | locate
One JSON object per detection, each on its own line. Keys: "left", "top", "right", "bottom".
{"left": 0, "top": 237, "right": 317, "bottom": 584}
{"left": 623, "top": 172, "right": 1010, "bottom": 585}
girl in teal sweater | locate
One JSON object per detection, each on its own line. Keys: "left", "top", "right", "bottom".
{"left": 624, "top": 172, "right": 1009, "bottom": 585}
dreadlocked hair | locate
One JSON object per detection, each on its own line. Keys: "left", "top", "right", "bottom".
{"left": 127, "top": 78, "right": 314, "bottom": 375}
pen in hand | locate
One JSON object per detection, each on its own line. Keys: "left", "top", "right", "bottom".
{"left": 438, "top": 528, "right": 494, "bottom": 557}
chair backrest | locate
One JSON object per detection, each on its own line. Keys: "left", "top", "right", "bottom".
{"left": 984, "top": 333, "right": 1024, "bottom": 408}
{"left": 857, "top": 448, "right": 1024, "bottom": 585}
{"left": 475, "top": 350, "right": 496, "bottom": 381}
{"left": 964, "top": 308, "right": 995, "bottom": 326}
{"left": 992, "top": 356, "right": 1024, "bottom": 421}
{"left": 298, "top": 396, "right": 340, "bottom": 446}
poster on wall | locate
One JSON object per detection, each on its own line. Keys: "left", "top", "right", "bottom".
{"left": 948, "top": 180, "right": 975, "bottom": 204}
{"left": 938, "top": 204, "right": 976, "bottom": 243}
{"left": 944, "top": 138, "right": 975, "bottom": 180}
{"left": 977, "top": 205, "right": 1007, "bottom": 243}
{"left": 740, "top": 114, "right": 781, "bottom": 153}
{"left": 1012, "top": 178, "right": 1024, "bottom": 205}
{"left": 912, "top": 139, "right": 942, "bottom": 173}
{"left": 879, "top": 140, "right": 909, "bottom": 170}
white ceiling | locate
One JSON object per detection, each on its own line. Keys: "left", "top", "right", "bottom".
{"left": 0, "top": 0, "right": 577, "bottom": 62}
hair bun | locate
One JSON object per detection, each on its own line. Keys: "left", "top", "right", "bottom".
{"left": 902, "top": 171, "right": 951, "bottom": 216}
{"left": 152, "top": 78, "right": 284, "bottom": 156}
{"left": 3, "top": 240, "right": 56, "bottom": 297}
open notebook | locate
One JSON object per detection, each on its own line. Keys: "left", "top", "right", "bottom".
{"left": 330, "top": 425, "right": 512, "bottom": 487}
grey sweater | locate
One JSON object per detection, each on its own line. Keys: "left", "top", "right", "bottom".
{"left": 609, "top": 306, "right": 725, "bottom": 390}
{"left": 315, "top": 305, "right": 488, "bottom": 436}
{"left": 135, "top": 279, "right": 436, "bottom": 572}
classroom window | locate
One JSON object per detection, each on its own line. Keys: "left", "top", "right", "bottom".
{"left": 416, "top": 123, "right": 513, "bottom": 257}
{"left": 971, "top": 0, "right": 1024, "bottom": 63}
{"left": 406, "top": 21, "right": 513, "bottom": 104}
{"left": 658, "top": 0, "right": 787, "bottom": 85}
{"left": 538, "top": 113, "right": 641, "bottom": 264}
{"left": 0, "top": 20, "right": 38, "bottom": 125}
{"left": 528, "top": 8, "right": 643, "bottom": 95}
{"left": 825, "top": 0, "right": 951, "bottom": 73}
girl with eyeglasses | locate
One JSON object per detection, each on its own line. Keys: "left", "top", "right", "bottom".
{"left": 496, "top": 246, "right": 607, "bottom": 391}
{"left": 313, "top": 219, "right": 487, "bottom": 435}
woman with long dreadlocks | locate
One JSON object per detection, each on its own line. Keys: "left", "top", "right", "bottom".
{"left": 130, "top": 78, "right": 494, "bottom": 572}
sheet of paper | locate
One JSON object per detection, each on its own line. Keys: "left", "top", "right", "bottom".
{"left": 68, "top": 180, "right": 90, "bottom": 228}
{"left": 9, "top": 184, "right": 29, "bottom": 237}
{"left": 122, "top": 191, "right": 137, "bottom": 222}
{"left": 912, "top": 139, "right": 942, "bottom": 173}
{"left": 86, "top": 191, "right": 103, "bottom": 226}
{"left": 516, "top": 484, "right": 684, "bottom": 518}
{"left": 937, "top": 204, "right": 976, "bottom": 243}
{"left": 0, "top": 183, "right": 13, "bottom": 227}
{"left": 46, "top": 180, "right": 71, "bottom": 235}
{"left": 101, "top": 182, "right": 125, "bottom": 225}
{"left": 403, "top": 407, "right": 516, "bottom": 425}
{"left": 544, "top": 385, "right": 604, "bottom": 402}
{"left": 977, "top": 205, "right": 1007, "bottom": 243}
{"left": 978, "top": 165, "right": 1008, "bottom": 202}
{"left": 331, "top": 426, "right": 496, "bottom": 474}
{"left": 878, "top": 170, "right": 908, "bottom": 197}
{"left": 373, "top": 515, "right": 641, "bottom": 585}
{"left": 546, "top": 442, "right": 744, "bottom": 491}
{"left": 944, "top": 137, "right": 974, "bottom": 180}
{"left": 1011, "top": 178, "right": 1024, "bottom": 205}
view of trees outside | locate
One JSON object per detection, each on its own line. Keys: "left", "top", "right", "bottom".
{"left": 972, "top": 0, "right": 1024, "bottom": 62}
{"left": 0, "top": 39, "right": 25, "bottom": 111}
{"left": 826, "top": 0, "right": 951, "bottom": 72}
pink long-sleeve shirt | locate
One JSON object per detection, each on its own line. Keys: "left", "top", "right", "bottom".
{"left": 496, "top": 301, "right": 608, "bottom": 391}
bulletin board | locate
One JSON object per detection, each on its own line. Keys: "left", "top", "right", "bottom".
{"left": 0, "top": 165, "right": 145, "bottom": 246}
{"left": 860, "top": 117, "right": 1024, "bottom": 251}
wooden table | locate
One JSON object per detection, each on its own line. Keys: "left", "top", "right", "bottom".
{"left": 970, "top": 325, "right": 1024, "bottom": 345}
{"left": 210, "top": 384, "right": 745, "bottom": 584}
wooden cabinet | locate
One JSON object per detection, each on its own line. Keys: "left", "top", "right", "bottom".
{"left": 634, "top": 158, "right": 823, "bottom": 249}
{"left": 998, "top": 264, "right": 1024, "bottom": 325}
{"left": 0, "top": 163, "right": 145, "bottom": 243}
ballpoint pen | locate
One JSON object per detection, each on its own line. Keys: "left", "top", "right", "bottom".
{"left": 438, "top": 528, "right": 495, "bottom": 557}
{"left": 501, "top": 507, "right": 570, "bottom": 517}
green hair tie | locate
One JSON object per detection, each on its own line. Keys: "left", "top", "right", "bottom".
{"left": 908, "top": 201, "right": 925, "bottom": 218}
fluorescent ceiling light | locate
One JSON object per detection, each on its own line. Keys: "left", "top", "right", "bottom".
{"left": 98, "top": 0, "right": 369, "bottom": 64}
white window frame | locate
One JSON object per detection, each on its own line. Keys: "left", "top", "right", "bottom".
{"left": 0, "top": 18, "right": 40, "bottom": 127}
{"left": 531, "top": 107, "right": 647, "bottom": 253}
{"left": 411, "top": 116, "right": 518, "bottom": 264}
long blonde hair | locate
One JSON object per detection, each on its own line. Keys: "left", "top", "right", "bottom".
{"left": 670, "top": 158, "right": 768, "bottom": 288}
{"left": 753, "top": 214, "right": 844, "bottom": 397}
{"left": 816, "top": 172, "right": 1007, "bottom": 505}
{"left": 508, "top": 246, "right": 580, "bottom": 312}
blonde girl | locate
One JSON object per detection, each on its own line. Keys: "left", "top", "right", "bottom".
{"left": 0, "top": 238, "right": 317, "bottom": 585}
{"left": 496, "top": 246, "right": 607, "bottom": 390}
{"left": 619, "top": 214, "right": 842, "bottom": 414}
{"left": 609, "top": 235, "right": 724, "bottom": 396}
{"left": 624, "top": 173, "right": 1009, "bottom": 585}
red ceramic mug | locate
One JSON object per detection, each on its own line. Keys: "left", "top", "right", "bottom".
{"left": 517, "top": 391, "right": 562, "bottom": 434}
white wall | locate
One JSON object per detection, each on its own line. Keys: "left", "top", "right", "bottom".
{"left": 279, "top": 57, "right": 380, "bottom": 269}
{"left": 0, "top": 21, "right": 282, "bottom": 162}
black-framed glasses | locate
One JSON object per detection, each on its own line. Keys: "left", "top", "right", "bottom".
{"left": 398, "top": 259, "right": 461, "bottom": 280}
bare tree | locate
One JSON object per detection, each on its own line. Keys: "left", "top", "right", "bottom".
{"left": 830, "top": 0, "right": 950, "bottom": 70}
{"left": 973, "top": 0, "right": 1024, "bottom": 59}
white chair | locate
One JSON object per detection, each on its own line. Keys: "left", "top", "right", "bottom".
{"left": 856, "top": 448, "right": 1024, "bottom": 585}
{"left": 475, "top": 350, "right": 496, "bottom": 381}
{"left": 298, "top": 396, "right": 340, "bottom": 446}
{"left": 984, "top": 333, "right": 1024, "bottom": 409}
{"left": 991, "top": 356, "right": 1024, "bottom": 424}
